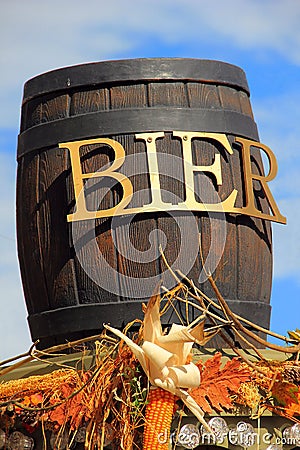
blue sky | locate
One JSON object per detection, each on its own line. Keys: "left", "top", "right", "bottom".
{"left": 1, "top": 0, "right": 300, "bottom": 359}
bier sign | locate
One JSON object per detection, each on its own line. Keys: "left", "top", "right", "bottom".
{"left": 59, "top": 131, "right": 286, "bottom": 224}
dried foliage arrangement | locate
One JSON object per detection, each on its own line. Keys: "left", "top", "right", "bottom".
{"left": 190, "top": 352, "right": 251, "bottom": 414}
{"left": 0, "top": 330, "right": 146, "bottom": 449}
{"left": 1, "top": 275, "right": 300, "bottom": 449}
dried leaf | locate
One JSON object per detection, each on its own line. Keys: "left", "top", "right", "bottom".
{"left": 30, "top": 393, "right": 43, "bottom": 406}
{"left": 288, "top": 329, "right": 300, "bottom": 342}
{"left": 47, "top": 404, "right": 66, "bottom": 428}
{"left": 190, "top": 352, "right": 250, "bottom": 413}
{"left": 271, "top": 381, "right": 299, "bottom": 407}
{"left": 22, "top": 396, "right": 30, "bottom": 407}
{"left": 47, "top": 390, "right": 87, "bottom": 430}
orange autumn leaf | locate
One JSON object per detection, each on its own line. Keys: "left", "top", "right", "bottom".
{"left": 16, "top": 393, "right": 43, "bottom": 409}
{"left": 190, "top": 352, "right": 250, "bottom": 413}
{"left": 46, "top": 383, "right": 89, "bottom": 430}
{"left": 271, "top": 381, "right": 298, "bottom": 407}
{"left": 22, "top": 396, "right": 31, "bottom": 407}
{"left": 30, "top": 393, "right": 43, "bottom": 406}
{"left": 263, "top": 387, "right": 300, "bottom": 421}
{"left": 267, "top": 381, "right": 300, "bottom": 417}
{"left": 47, "top": 393, "right": 87, "bottom": 429}
{"left": 284, "top": 400, "right": 300, "bottom": 417}
{"left": 47, "top": 404, "right": 66, "bottom": 428}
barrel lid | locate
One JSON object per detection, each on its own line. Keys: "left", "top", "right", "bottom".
{"left": 22, "top": 58, "right": 250, "bottom": 103}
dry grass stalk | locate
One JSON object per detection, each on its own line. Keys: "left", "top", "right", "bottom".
{"left": 1, "top": 271, "right": 300, "bottom": 448}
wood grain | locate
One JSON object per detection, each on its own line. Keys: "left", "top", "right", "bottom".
{"left": 69, "top": 87, "right": 118, "bottom": 304}
{"left": 17, "top": 60, "right": 273, "bottom": 347}
{"left": 16, "top": 153, "right": 50, "bottom": 313}
{"left": 110, "top": 84, "right": 160, "bottom": 301}
{"left": 38, "top": 146, "right": 77, "bottom": 309}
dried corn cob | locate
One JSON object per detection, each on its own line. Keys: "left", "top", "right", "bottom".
{"left": 143, "top": 387, "right": 175, "bottom": 450}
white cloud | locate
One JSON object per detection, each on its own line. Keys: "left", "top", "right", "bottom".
{"left": 186, "top": 0, "right": 300, "bottom": 62}
{"left": 1, "top": 0, "right": 300, "bottom": 127}
{"left": 251, "top": 92, "right": 300, "bottom": 280}
{"left": 253, "top": 92, "right": 300, "bottom": 160}
{"left": 273, "top": 198, "right": 300, "bottom": 279}
{"left": 0, "top": 151, "right": 32, "bottom": 360}
{"left": 251, "top": 91, "right": 300, "bottom": 205}
{"left": 0, "top": 270, "right": 32, "bottom": 362}
{"left": 0, "top": 152, "right": 16, "bottom": 240}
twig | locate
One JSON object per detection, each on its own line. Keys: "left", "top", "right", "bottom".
{"left": 208, "top": 275, "right": 300, "bottom": 354}
{"left": 0, "top": 339, "right": 119, "bottom": 413}
{"left": 0, "top": 341, "right": 39, "bottom": 367}
{"left": 0, "top": 332, "right": 108, "bottom": 377}
{"left": 180, "top": 284, "right": 229, "bottom": 324}
{"left": 159, "top": 245, "right": 182, "bottom": 284}
{"left": 177, "top": 270, "right": 296, "bottom": 345}
{"left": 161, "top": 286, "right": 230, "bottom": 325}
{"left": 229, "top": 325, "right": 268, "bottom": 362}
{"left": 170, "top": 277, "right": 270, "bottom": 374}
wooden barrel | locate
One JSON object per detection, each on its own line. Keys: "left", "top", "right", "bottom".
{"left": 17, "top": 58, "right": 272, "bottom": 348}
